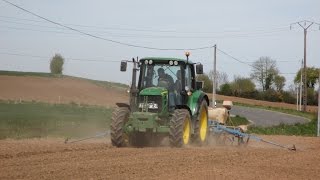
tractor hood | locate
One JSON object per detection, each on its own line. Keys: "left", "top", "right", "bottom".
{"left": 139, "top": 87, "right": 168, "bottom": 96}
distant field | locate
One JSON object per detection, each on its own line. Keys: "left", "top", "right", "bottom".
{"left": 0, "top": 101, "right": 112, "bottom": 139}
{"left": 0, "top": 71, "right": 128, "bottom": 107}
{"left": 0, "top": 70, "right": 128, "bottom": 89}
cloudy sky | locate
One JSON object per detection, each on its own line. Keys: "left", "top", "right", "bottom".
{"left": 0, "top": 0, "right": 319, "bottom": 89}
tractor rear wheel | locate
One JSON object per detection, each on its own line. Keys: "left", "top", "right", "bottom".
{"left": 110, "top": 107, "right": 130, "bottom": 147}
{"left": 169, "top": 109, "right": 191, "bottom": 147}
{"left": 193, "top": 100, "right": 208, "bottom": 145}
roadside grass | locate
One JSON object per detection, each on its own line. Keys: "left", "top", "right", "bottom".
{"left": 248, "top": 117, "right": 317, "bottom": 136}
{"left": 228, "top": 115, "right": 250, "bottom": 126}
{"left": 232, "top": 102, "right": 318, "bottom": 136}
{"left": 234, "top": 102, "right": 318, "bottom": 136}
{"left": 0, "top": 101, "right": 112, "bottom": 139}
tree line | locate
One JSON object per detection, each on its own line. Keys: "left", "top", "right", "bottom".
{"left": 197, "top": 56, "right": 319, "bottom": 106}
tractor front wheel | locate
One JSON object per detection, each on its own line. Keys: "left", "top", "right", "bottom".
{"left": 110, "top": 107, "right": 130, "bottom": 147}
{"left": 169, "top": 109, "right": 191, "bottom": 147}
{"left": 193, "top": 100, "right": 209, "bottom": 145}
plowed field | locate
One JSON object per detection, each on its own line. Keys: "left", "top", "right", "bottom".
{"left": 0, "top": 75, "right": 128, "bottom": 107}
{"left": 1, "top": 135, "right": 320, "bottom": 180}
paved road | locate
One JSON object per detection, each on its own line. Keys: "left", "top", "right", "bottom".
{"left": 230, "top": 105, "right": 309, "bottom": 127}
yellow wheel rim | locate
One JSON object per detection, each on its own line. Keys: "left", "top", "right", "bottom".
{"left": 199, "top": 108, "right": 208, "bottom": 142}
{"left": 183, "top": 117, "right": 191, "bottom": 145}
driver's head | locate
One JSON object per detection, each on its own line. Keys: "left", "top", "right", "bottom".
{"left": 158, "top": 68, "right": 165, "bottom": 78}
{"left": 176, "top": 70, "right": 181, "bottom": 80}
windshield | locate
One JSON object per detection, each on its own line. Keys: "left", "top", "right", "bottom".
{"left": 139, "top": 62, "right": 182, "bottom": 91}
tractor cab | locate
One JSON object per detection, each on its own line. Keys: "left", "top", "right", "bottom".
{"left": 137, "top": 57, "right": 202, "bottom": 111}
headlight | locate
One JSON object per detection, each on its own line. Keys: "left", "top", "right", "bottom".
{"left": 139, "top": 103, "right": 158, "bottom": 109}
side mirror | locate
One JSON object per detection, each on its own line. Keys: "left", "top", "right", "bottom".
{"left": 196, "top": 64, "right": 203, "bottom": 74}
{"left": 120, "top": 61, "right": 127, "bottom": 72}
{"left": 196, "top": 81, "right": 204, "bottom": 90}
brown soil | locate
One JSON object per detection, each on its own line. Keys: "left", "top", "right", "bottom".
{"left": 0, "top": 75, "right": 128, "bottom": 107}
{"left": 0, "top": 136, "right": 319, "bottom": 180}
{"left": 1, "top": 76, "right": 319, "bottom": 179}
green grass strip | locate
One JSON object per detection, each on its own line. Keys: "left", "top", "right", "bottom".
{"left": 0, "top": 101, "right": 112, "bottom": 139}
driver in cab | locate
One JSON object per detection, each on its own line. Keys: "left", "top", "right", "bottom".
{"left": 157, "top": 68, "right": 175, "bottom": 109}
{"left": 157, "top": 68, "right": 174, "bottom": 90}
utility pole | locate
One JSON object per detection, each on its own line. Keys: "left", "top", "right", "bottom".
{"left": 212, "top": 44, "right": 217, "bottom": 108}
{"left": 296, "top": 85, "right": 299, "bottom": 111}
{"left": 290, "top": 20, "right": 320, "bottom": 112}
{"left": 317, "top": 70, "right": 320, "bottom": 137}
{"left": 299, "top": 59, "right": 303, "bottom": 111}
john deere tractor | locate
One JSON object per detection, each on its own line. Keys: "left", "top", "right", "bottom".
{"left": 111, "top": 53, "right": 209, "bottom": 147}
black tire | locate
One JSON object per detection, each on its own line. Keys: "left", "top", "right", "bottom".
{"left": 110, "top": 107, "right": 130, "bottom": 147}
{"left": 192, "top": 100, "right": 209, "bottom": 145}
{"left": 169, "top": 109, "right": 191, "bottom": 147}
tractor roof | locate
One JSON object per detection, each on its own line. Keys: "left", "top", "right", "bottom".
{"left": 140, "top": 57, "right": 194, "bottom": 64}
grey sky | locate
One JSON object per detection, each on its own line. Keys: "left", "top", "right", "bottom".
{"left": 0, "top": 0, "right": 319, "bottom": 89}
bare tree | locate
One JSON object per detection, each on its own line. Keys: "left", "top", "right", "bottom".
{"left": 287, "top": 84, "right": 297, "bottom": 96}
{"left": 209, "top": 70, "right": 229, "bottom": 90}
{"left": 250, "top": 57, "right": 278, "bottom": 91}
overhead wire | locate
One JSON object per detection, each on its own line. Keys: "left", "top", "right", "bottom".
{"left": 0, "top": 17, "right": 290, "bottom": 39}
{"left": 0, "top": 14, "right": 290, "bottom": 35}
{"left": 216, "top": 48, "right": 254, "bottom": 67}
{"left": 0, "top": 25, "right": 289, "bottom": 39}
{"left": 216, "top": 48, "right": 297, "bottom": 75}
{"left": 0, "top": 52, "right": 120, "bottom": 63}
{"left": 1, "top": 0, "right": 213, "bottom": 51}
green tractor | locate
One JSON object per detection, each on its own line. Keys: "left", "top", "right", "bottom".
{"left": 111, "top": 53, "right": 209, "bottom": 147}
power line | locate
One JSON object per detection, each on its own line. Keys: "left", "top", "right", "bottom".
{"left": 278, "top": 72, "right": 296, "bottom": 75}
{"left": 243, "top": 59, "right": 300, "bottom": 63}
{"left": 0, "top": 26, "right": 76, "bottom": 35}
{"left": 0, "top": 14, "right": 290, "bottom": 34}
{"left": 216, "top": 48, "right": 298, "bottom": 76}
{"left": 216, "top": 48, "right": 254, "bottom": 67}
{"left": 0, "top": 25, "right": 290, "bottom": 40}
{"left": 0, "top": 19, "right": 66, "bottom": 30}
{"left": 1, "top": 0, "right": 213, "bottom": 51}
{"left": 0, "top": 18, "right": 290, "bottom": 39}
{"left": 0, "top": 52, "right": 119, "bottom": 63}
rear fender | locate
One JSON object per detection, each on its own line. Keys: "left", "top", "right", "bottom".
{"left": 196, "top": 94, "right": 209, "bottom": 114}
{"left": 187, "top": 91, "right": 209, "bottom": 116}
